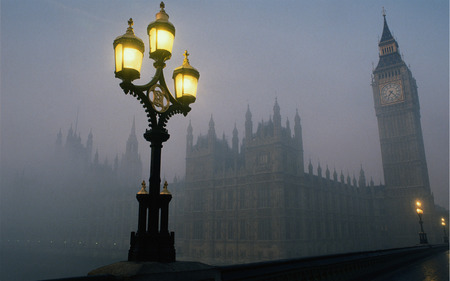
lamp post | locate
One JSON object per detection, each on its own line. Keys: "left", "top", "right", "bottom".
{"left": 441, "top": 218, "right": 448, "bottom": 244}
{"left": 113, "top": 2, "right": 199, "bottom": 262}
{"left": 415, "top": 201, "right": 428, "bottom": 244}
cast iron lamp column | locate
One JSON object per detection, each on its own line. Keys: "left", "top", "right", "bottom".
{"left": 415, "top": 201, "right": 428, "bottom": 244}
{"left": 441, "top": 218, "right": 448, "bottom": 244}
{"left": 113, "top": 2, "right": 199, "bottom": 262}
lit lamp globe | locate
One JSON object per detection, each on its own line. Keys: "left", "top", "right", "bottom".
{"left": 113, "top": 18, "right": 145, "bottom": 81}
{"left": 147, "top": 2, "right": 175, "bottom": 63}
{"left": 173, "top": 50, "right": 200, "bottom": 105}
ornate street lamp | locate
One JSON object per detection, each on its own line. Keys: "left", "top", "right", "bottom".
{"left": 441, "top": 218, "right": 448, "bottom": 244}
{"left": 113, "top": 2, "right": 199, "bottom": 263}
{"left": 415, "top": 201, "right": 428, "bottom": 244}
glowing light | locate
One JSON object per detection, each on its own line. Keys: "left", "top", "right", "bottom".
{"left": 149, "top": 28, "right": 174, "bottom": 54}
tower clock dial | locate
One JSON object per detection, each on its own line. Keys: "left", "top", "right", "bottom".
{"left": 380, "top": 82, "right": 403, "bottom": 105}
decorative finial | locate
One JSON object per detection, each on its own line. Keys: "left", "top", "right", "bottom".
{"left": 155, "top": 2, "right": 169, "bottom": 22}
{"left": 138, "top": 180, "right": 149, "bottom": 194}
{"left": 126, "top": 18, "right": 135, "bottom": 34}
{"left": 183, "top": 50, "right": 190, "bottom": 66}
{"left": 160, "top": 181, "right": 171, "bottom": 195}
{"left": 382, "top": 7, "right": 386, "bottom": 17}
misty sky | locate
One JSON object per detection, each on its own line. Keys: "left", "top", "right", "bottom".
{"left": 1, "top": 1, "right": 448, "bottom": 207}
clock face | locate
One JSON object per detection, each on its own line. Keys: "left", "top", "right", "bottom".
{"left": 380, "top": 82, "right": 403, "bottom": 105}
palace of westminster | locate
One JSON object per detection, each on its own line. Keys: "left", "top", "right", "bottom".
{"left": 4, "top": 14, "right": 447, "bottom": 265}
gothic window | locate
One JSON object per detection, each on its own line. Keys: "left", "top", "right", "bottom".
{"left": 239, "top": 189, "right": 246, "bottom": 209}
{"left": 257, "top": 187, "right": 270, "bottom": 208}
{"left": 193, "top": 221, "right": 203, "bottom": 239}
{"left": 227, "top": 221, "right": 235, "bottom": 240}
{"left": 258, "top": 219, "right": 272, "bottom": 240}
{"left": 227, "top": 190, "right": 234, "bottom": 209}
{"left": 258, "top": 153, "right": 269, "bottom": 166}
{"left": 216, "top": 190, "right": 224, "bottom": 210}
{"left": 239, "top": 219, "right": 247, "bottom": 240}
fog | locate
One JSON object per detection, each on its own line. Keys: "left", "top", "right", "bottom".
{"left": 1, "top": 1, "right": 448, "bottom": 280}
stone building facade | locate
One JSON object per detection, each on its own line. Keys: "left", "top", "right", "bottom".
{"left": 167, "top": 14, "right": 444, "bottom": 265}
{"left": 169, "top": 101, "right": 387, "bottom": 264}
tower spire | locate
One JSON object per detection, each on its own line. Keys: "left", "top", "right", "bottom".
{"left": 380, "top": 8, "right": 394, "bottom": 43}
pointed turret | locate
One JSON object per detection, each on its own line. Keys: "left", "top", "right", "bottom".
{"left": 66, "top": 124, "right": 74, "bottom": 147}
{"left": 380, "top": 9, "right": 394, "bottom": 43}
{"left": 375, "top": 9, "right": 403, "bottom": 70}
{"left": 294, "top": 109, "right": 302, "bottom": 141}
{"left": 358, "top": 166, "right": 366, "bottom": 188}
{"left": 86, "top": 129, "right": 93, "bottom": 162}
{"left": 245, "top": 105, "right": 252, "bottom": 144}
{"left": 308, "top": 159, "right": 313, "bottom": 175}
{"left": 186, "top": 120, "right": 193, "bottom": 155}
{"left": 126, "top": 117, "right": 139, "bottom": 156}
{"left": 208, "top": 115, "right": 216, "bottom": 148}
{"left": 232, "top": 123, "right": 239, "bottom": 154}
{"left": 273, "top": 98, "right": 281, "bottom": 136}
{"left": 294, "top": 109, "right": 304, "bottom": 176}
{"left": 56, "top": 129, "right": 63, "bottom": 147}
{"left": 208, "top": 115, "right": 216, "bottom": 138}
{"left": 286, "top": 118, "right": 291, "bottom": 138}
{"left": 120, "top": 118, "right": 143, "bottom": 185}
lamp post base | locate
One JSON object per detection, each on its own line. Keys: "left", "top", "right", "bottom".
{"left": 419, "top": 232, "right": 428, "bottom": 244}
{"left": 128, "top": 231, "right": 175, "bottom": 262}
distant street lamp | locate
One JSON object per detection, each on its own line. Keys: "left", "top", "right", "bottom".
{"left": 415, "top": 201, "right": 428, "bottom": 244}
{"left": 441, "top": 218, "right": 448, "bottom": 244}
{"left": 113, "top": 2, "right": 199, "bottom": 262}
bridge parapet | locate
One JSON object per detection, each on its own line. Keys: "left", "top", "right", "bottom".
{"left": 219, "top": 244, "right": 448, "bottom": 281}
{"left": 42, "top": 245, "right": 448, "bottom": 280}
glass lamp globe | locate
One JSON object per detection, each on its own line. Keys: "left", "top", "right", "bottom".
{"left": 147, "top": 2, "right": 175, "bottom": 63}
{"left": 113, "top": 18, "right": 145, "bottom": 81}
{"left": 172, "top": 51, "right": 200, "bottom": 105}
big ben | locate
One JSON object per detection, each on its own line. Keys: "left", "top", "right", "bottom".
{"left": 371, "top": 11, "right": 436, "bottom": 246}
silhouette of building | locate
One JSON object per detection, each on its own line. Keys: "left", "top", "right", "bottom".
{"left": 49, "top": 119, "right": 142, "bottom": 251}
{"left": 167, "top": 14, "right": 442, "bottom": 264}
{"left": 169, "top": 100, "right": 386, "bottom": 264}
{"left": 119, "top": 118, "right": 143, "bottom": 187}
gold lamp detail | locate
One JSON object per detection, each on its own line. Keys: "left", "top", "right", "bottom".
{"left": 113, "top": 18, "right": 145, "bottom": 81}
{"left": 112, "top": 2, "right": 200, "bottom": 263}
{"left": 173, "top": 50, "right": 200, "bottom": 104}
{"left": 147, "top": 2, "right": 175, "bottom": 63}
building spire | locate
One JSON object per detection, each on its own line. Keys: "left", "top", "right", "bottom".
{"left": 380, "top": 8, "right": 394, "bottom": 43}
{"left": 131, "top": 116, "right": 136, "bottom": 135}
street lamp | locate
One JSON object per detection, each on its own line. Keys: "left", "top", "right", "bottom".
{"left": 113, "top": 2, "right": 199, "bottom": 263}
{"left": 441, "top": 218, "right": 448, "bottom": 244}
{"left": 415, "top": 201, "right": 428, "bottom": 244}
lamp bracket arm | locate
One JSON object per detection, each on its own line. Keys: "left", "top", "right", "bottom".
{"left": 119, "top": 67, "right": 191, "bottom": 133}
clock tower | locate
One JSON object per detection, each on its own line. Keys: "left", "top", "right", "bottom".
{"left": 371, "top": 11, "right": 435, "bottom": 246}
